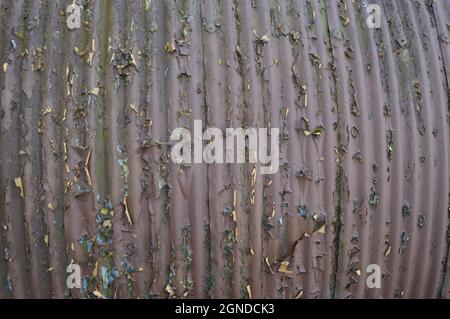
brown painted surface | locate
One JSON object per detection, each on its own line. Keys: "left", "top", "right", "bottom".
{"left": 0, "top": 0, "right": 449, "bottom": 299}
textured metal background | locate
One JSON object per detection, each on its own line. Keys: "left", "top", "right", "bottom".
{"left": 0, "top": 0, "right": 449, "bottom": 299}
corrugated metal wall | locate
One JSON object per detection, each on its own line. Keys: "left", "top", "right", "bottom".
{"left": 0, "top": 0, "right": 449, "bottom": 299}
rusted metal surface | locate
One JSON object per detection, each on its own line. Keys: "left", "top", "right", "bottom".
{"left": 0, "top": 0, "right": 449, "bottom": 299}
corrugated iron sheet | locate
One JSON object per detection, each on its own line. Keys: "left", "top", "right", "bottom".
{"left": 0, "top": 0, "right": 449, "bottom": 299}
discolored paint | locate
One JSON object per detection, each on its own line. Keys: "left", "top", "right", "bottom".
{"left": 0, "top": 0, "right": 449, "bottom": 299}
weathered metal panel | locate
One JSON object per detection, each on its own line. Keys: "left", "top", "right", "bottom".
{"left": 0, "top": 0, "right": 448, "bottom": 299}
